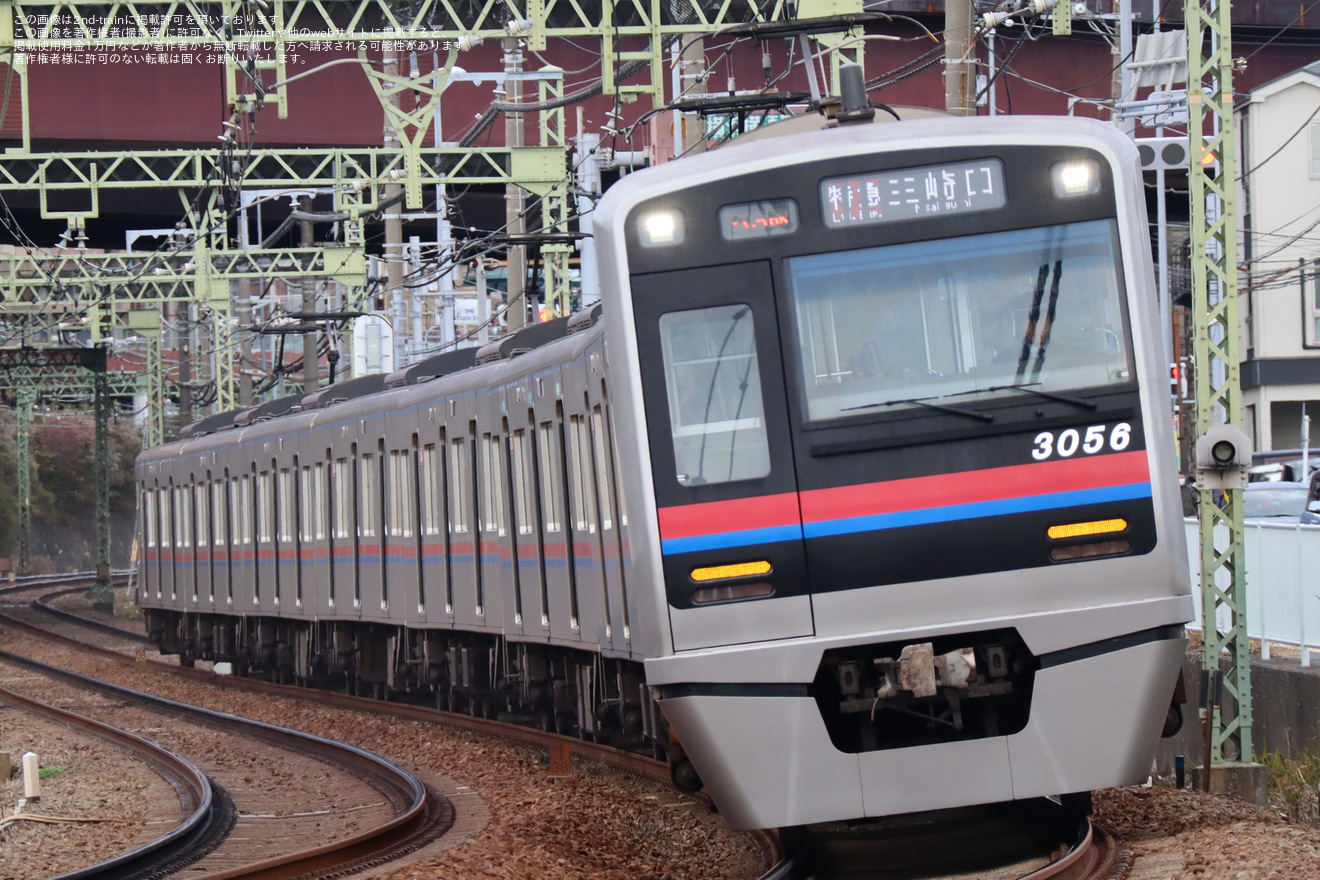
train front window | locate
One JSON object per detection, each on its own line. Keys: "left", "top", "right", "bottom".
{"left": 786, "top": 219, "right": 1131, "bottom": 422}
{"left": 659, "top": 304, "right": 771, "bottom": 485}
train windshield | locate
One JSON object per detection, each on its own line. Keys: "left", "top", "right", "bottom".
{"left": 786, "top": 219, "right": 1131, "bottom": 422}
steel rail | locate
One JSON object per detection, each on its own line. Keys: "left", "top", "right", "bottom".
{"left": 0, "top": 648, "right": 448, "bottom": 880}
{"left": 0, "top": 679, "right": 224, "bottom": 880}
{"left": 6, "top": 572, "right": 790, "bottom": 879}
{"left": 33, "top": 587, "right": 153, "bottom": 645}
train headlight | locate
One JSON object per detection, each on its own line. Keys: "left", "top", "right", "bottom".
{"left": 1050, "top": 159, "right": 1100, "bottom": 198}
{"left": 637, "top": 209, "right": 685, "bottom": 248}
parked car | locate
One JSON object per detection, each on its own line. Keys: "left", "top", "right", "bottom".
{"left": 1242, "top": 481, "right": 1311, "bottom": 523}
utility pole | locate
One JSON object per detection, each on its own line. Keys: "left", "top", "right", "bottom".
{"left": 1185, "top": 0, "right": 1256, "bottom": 778}
{"left": 300, "top": 195, "right": 319, "bottom": 393}
{"left": 944, "top": 0, "right": 975, "bottom": 115}
{"left": 91, "top": 347, "right": 112, "bottom": 606}
{"left": 383, "top": 45, "right": 406, "bottom": 354}
{"left": 15, "top": 384, "right": 32, "bottom": 576}
{"left": 504, "top": 37, "right": 527, "bottom": 331}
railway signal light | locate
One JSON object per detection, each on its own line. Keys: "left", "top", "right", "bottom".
{"left": 1195, "top": 424, "right": 1252, "bottom": 490}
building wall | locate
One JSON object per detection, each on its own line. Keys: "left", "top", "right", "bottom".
{"left": 1242, "top": 78, "right": 1320, "bottom": 360}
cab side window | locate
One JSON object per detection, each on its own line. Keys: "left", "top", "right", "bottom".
{"left": 658, "top": 304, "right": 770, "bottom": 486}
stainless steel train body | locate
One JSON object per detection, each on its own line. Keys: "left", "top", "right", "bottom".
{"left": 595, "top": 115, "right": 1191, "bottom": 829}
{"left": 138, "top": 307, "right": 657, "bottom": 740}
{"left": 138, "top": 114, "right": 1191, "bottom": 832}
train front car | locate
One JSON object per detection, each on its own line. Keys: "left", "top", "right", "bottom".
{"left": 595, "top": 116, "right": 1193, "bottom": 830}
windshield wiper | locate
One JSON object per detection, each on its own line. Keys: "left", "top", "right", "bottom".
{"left": 952, "top": 383, "right": 1097, "bottom": 410}
{"left": 842, "top": 395, "right": 994, "bottom": 422}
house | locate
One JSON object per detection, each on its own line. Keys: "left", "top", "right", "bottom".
{"left": 1237, "top": 60, "right": 1320, "bottom": 452}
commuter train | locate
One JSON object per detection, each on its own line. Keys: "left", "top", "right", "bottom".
{"left": 137, "top": 114, "right": 1193, "bottom": 831}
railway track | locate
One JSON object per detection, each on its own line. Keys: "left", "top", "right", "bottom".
{"left": 3, "top": 574, "right": 1132, "bottom": 880}
{"left": 0, "top": 648, "right": 452, "bottom": 880}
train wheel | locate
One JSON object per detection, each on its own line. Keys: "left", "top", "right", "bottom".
{"left": 670, "top": 757, "right": 702, "bottom": 792}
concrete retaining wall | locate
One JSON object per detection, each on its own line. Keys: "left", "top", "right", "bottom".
{"left": 1156, "top": 651, "right": 1320, "bottom": 773}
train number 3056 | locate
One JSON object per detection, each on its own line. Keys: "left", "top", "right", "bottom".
{"left": 1031, "top": 423, "right": 1132, "bottom": 461}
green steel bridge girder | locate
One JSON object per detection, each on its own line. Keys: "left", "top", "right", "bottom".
{"left": 0, "top": 146, "right": 571, "bottom": 221}
{"left": 0, "top": 0, "right": 805, "bottom": 48}
{"left": 0, "top": 246, "right": 367, "bottom": 303}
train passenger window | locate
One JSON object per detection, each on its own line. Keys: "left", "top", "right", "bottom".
{"left": 144, "top": 488, "right": 156, "bottom": 548}
{"left": 314, "top": 463, "right": 326, "bottom": 540}
{"left": 786, "top": 219, "right": 1131, "bottom": 421}
{"left": 387, "top": 449, "right": 414, "bottom": 538}
{"left": 591, "top": 407, "right": 614, "bottom": 531}
{"left": 159, "top": 488, "right": 171, "bottom": 549}
{"left": 420, "top": 444, "right": 442, "bottom": 536}
{"left": 279, "top": 469, "right": 295, "bottom": 543}
{"left": 240, "top": 475, "right": 253, "bottom": 545}
{"left": 607, "top": 408, "right": 628, "bottom": 528}
{"left": 360, "top": 454, "right": 378, "bottom": 538}
{"left": 386, "top": 452, "right": 400, "bottom": 537}
{"left": 195, "top": 484, "right": 209, "bottom": 552}
{"left": 332, "top": 459, "right": 350, "bottom": 539}
{"left": 567, "top": 414, "right": 597, "bottom": 533}
{"left": 176, "top": 487, "right": 190, "bottom": 549}
{"left": 448, "top": 439, "right": 469, "bottom": 533}
{"left": 213, "top": 480, "right": 226, "bottom": 546}
{"left": 300, "top": 466, "right": 314, "bottom": 543}
{"left": 537, "top": 422, "right": 561, "bottom": 533}
{"left": 257, "top": 472, "right": 273, "bottom": 544}
{"left": 658, "top": 305, "right": 771, "bottom": 485}
{"left": 230, "top": 477, "right": 241, "bottom": 545}
{"left": 511, "top": 429, "right": 535, "bottom": 536}
{"left": 480, "top": 434, "right": 508, "bottom": 536}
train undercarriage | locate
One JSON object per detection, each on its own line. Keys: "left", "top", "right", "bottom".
{"left": 142, "top": 609, "right": 673, "bottom": 765}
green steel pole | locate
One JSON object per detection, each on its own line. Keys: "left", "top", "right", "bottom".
{"left": 1185, "top": 0, "right": 1252, "bottom": 765}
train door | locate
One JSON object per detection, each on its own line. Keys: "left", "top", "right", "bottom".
{"left": 141, "top": 479, "right": 158, "bottom": 601}
{"left": 172, "top": 482, "right": 189, "bottom": 607}
{"left": 293, "top": 460, "right": 310, "bottom": 611}
{"left": 585, "top": 389, "right": 629, "bottom": 654}
{"left": 447, "top": 414, "right": 482, "bottom": 629}
{"left": 630, "top": 261, "right": 813, "bottom": 651}
{"left": 303, "top": 459, "right": 330, "bottom": 613}
{"left": 418, "top": 414, "right": 451, "bottom": 625}
{"left": 328, "top": 451, "right": 356, "bottom": 617}
{"left": 509, "top": 408, "right": 547, "bottom": 639}
{"left": 356, "top": 442, "right": 387, "bottom": 616}
{"left": 255, "top": 465, "right": 278, "bottom": 613}
{"left": 565, "top": 406, "right": 606, "bottom": 648}
{"left": 385, "top": 438, "right": 421, "bottom": 626}
{"left": 214, "top": 474, "right": 231, "bottom": 606}
{"left": 159, "top": 485, "right": 175, "bottom": 605}
{"left": 476, "top": 420, "right": 509, "bottom": 631}
{"left": 537, "top": 396, "right": 579, "bottom": 645}
{"left": 194, "top": 478, "right": 211, "bottom": 607}
{"left": 232, "top": 472, "right": 255, "bottom": 608}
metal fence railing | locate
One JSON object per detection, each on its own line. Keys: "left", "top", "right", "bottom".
{"left": 1184, "top": 519, "right": 1320, "bottom": 665}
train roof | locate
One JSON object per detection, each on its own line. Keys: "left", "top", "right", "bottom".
{"left": 384, "top": 346, "right": 478, "bottom": 389}
{"left": 475, "top": 315, "right": 572, "bottom": 364}
{"left": 301, "top": 373, "right": 388, "bottom": 410}
{"left": 235, "top": 393, "right": 307, "bottom": 426}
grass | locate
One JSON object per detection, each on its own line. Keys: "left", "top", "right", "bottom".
{"left": 1263, "top": 747, "right": 1320, "bottom": 826}
{"left": 37, "top": 767, "right": 63, "bottom": 780}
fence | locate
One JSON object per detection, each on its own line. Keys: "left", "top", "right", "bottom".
{"left": 1184, "top": 519, "right": 1320, "bottom": 665}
